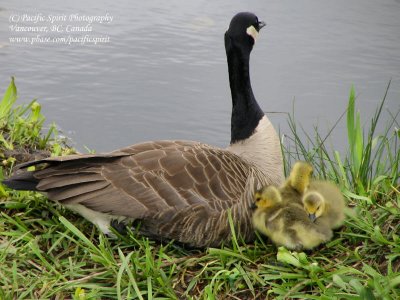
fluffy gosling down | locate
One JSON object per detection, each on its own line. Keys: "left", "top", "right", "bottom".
{"left": 302, "top": 180, "right": 346, "bottom": 229}
{"left": 252, "top": 186, "right": 332, "bottom": 250}
{"left": 280, "top": 162, "right": 346, "bottom": 230}
{"left": 280, "top": 161, "right": 314, "bottom": 206}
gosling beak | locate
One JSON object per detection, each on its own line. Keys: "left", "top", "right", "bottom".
{"left": 250, "top": 202, "right": 257, "bottom": 210}
{"left": 258, "top": 21, "right": 266, "bottom": 30}
{"left": 309, "top": 213, "right": 316, "bottom": 222}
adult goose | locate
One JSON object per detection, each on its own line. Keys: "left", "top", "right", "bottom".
{"left": 3, "top": 12, "right": 284, "bottom": 247}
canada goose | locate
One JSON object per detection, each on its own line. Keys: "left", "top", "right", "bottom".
{"left": 2, "top": 12, "right": 284, "bottom": 248}
{"left": 280, "top": 161, "right": 313, "bottom": 205}
{"left": 302, "top": 180, "right": 345, "bottom": 229}
{"left": 252, "top": 186, "right": 332, "bottom": 250}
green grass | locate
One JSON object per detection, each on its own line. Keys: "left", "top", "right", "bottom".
{"left": 0, "top": 78, "right": 399, "bottom": 299}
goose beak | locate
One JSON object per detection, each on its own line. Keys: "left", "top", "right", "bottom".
{"left": 258, "top": 21, "right": 266, "bottom": 30}
{"left": 309, "top": 213, "right": 316, "bottom": 222}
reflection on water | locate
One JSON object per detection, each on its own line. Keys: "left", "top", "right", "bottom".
{"left": 0, "top": 0, "right": 399, "bottom": 153}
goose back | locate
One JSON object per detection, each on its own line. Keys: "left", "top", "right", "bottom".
{"left": 12, "top": 140, "right": 271, "bottom": 247}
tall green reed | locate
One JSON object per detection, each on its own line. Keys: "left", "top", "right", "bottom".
{"left": 282, "top": 81, "right": 399, "bottom": 197}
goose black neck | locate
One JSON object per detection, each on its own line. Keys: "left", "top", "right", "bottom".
{"left": 226, "top": 37, "right": 264, "bottom": 144}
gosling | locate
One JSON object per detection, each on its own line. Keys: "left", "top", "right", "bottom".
{"left": 280, "top": 161, "right": 314, "bottom": 206}
{"left": 252, "top": 185, "right": 333, "bottom": 250}
{"left": 302, "top": 180, "right": 345, "bottom": 229}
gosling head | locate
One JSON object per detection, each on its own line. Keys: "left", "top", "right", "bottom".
{"left": 225, "top": 12, "right": 266, "bottom": 52}
{"left": 302, "top": 191, "right": 326, "bottom": 222}
{"left": 252, "top": 185, "right": 282, "bottom": 210}
{"left": 287, "top": 161, "right": 313, "bottom": 194}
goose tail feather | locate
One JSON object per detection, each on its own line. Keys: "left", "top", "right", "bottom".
{"left": 2, "top": 171, "right": 39, "bottom": 191}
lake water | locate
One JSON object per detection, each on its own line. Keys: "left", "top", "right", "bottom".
{"left": 0, "top": 0, "right": 399, "bottom": 155}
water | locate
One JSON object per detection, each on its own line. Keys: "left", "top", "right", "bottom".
{"left": 0, "top": 0, "right": 399, "bottom": 154}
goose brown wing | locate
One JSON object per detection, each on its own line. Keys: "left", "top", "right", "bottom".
{"left": 15, "top": 140, "right": 193, "bottom": 170}
{"left": 27, "top": 140, "right": 251, "bottom": 219}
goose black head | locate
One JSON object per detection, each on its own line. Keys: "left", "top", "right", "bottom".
{"left": 225, "top": 12, "right": 266, "bottom": 52}
{"left": 225, "top": 12, "right": 267, "bottom": 145}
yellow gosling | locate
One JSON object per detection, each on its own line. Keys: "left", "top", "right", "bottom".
{"left": 280, "top": 161, "right": 314, "bottom": 206}
{"left": 252, "top": 185, "right": 332, "bottom": 250}
{"left": 303, "top": 180, "right": 345, "bottom": 229}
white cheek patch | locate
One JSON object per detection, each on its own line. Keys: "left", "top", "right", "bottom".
{"left": 246, "top": 25, "right": 259, "bottom": 42}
